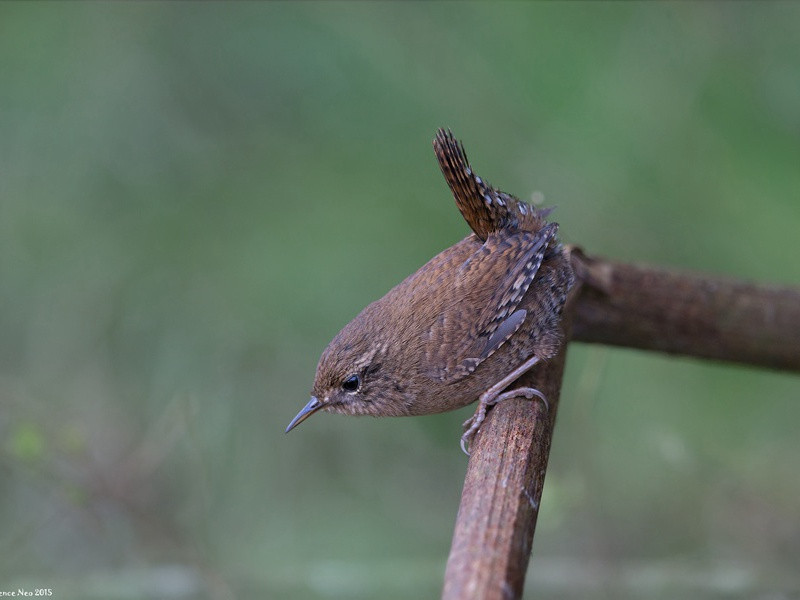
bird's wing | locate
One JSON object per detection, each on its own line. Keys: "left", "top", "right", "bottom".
{"left": 425, "top": 223, "right": 557, "bottom": 383}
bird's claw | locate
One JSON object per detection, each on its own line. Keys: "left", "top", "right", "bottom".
{"left": 460, "top": 417, "right": 481, "bottom": 455}
{"left": 458, "top": 386, "right": 548, "bottom": 456}
{"left": 507, "top": 387, "right": 549, "bottom": 413}
{"left": 460, "top": 434, "right": 471, "bottom": 456}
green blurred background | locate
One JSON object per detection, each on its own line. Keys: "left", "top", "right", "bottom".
{"left": 2, "top": 2, "right": 799, "bottom": 598}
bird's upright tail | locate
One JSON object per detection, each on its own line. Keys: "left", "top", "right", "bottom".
{"left": 433, "top": 128, "right": 550, "bottom": 241}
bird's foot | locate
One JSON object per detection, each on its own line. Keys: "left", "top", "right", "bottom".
{"left": 460, "top": 386, "right": 548, "bottom": 455}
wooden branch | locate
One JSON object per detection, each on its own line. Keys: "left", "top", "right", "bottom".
{"left": 442, "top": 251, "right": 800, "bottom": 600}
{"left": 570, "top": 251, "right": 800, "bottom": 372}
{"left": 442, "top": 302, "right": 575, "bottom": 600}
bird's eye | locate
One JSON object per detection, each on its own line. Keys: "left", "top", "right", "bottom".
{"left": 342, "top": 374, "right": 360, "bottom": 392}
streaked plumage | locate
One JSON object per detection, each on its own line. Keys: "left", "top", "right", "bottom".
{"left": 287, "top": 129, "right": 574, "bottom": 451}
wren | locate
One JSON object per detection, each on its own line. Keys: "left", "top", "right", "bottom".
{"left": 286, "top": 129, "right": 574, "bottom": 453}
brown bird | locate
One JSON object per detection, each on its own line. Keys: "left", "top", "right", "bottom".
{"left": 286, "top": 129, "right": 574, "bottom": 453}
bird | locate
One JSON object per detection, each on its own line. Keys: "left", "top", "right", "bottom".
{"left": 286, "top": 129, "right": 574, "bottom": 453}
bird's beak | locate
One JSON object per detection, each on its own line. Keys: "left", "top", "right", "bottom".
{"left": 285, "top": 396, "right": 324, "bottom": 433}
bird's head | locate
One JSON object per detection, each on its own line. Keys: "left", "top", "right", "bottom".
{"left": 285, "top": 312, "right": 414, "bottom": 432}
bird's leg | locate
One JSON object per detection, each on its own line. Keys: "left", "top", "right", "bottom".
{"left": 460, "top": 355, "right": 547, "bottom": 455}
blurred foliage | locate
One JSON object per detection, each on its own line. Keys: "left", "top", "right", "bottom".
{"left": 1, "top": 2, "right": 799, "bottom": 598}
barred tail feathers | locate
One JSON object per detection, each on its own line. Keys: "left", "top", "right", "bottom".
{"left": 433, "top": 128, "right": 547, "bottom": 241}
